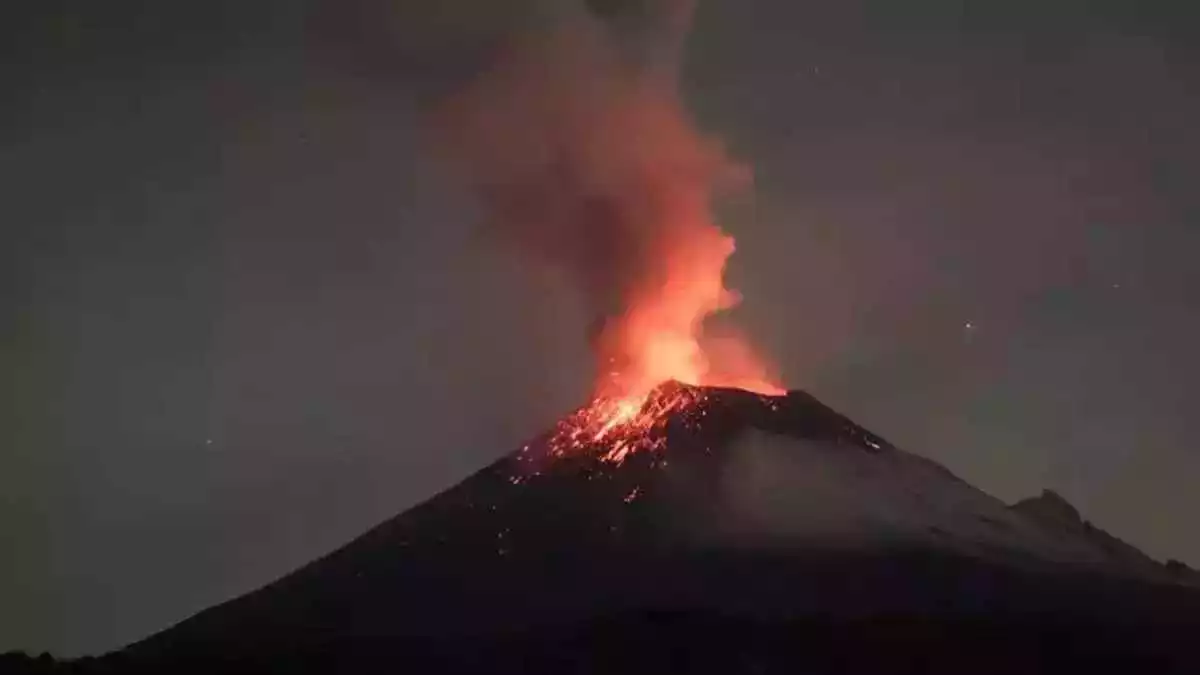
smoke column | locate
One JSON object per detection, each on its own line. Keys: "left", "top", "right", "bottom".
{"left": 434, "top": 0, "right": 779, "bottom": 399}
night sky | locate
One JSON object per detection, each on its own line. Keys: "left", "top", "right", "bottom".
{"left": 3, "top": 0, "right": 1199, "bottom": 657}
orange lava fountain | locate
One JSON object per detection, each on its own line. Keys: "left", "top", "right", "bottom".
{"left": 548, "top": 251, "right": 784, "bottom": 464}
{"left": 549, "top": 164, "right": 783, "bottom": 463}
{"left": 435, "top": 1, "right": 783, "bottom": 463}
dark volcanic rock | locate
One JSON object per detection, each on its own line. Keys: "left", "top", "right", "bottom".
{"left": 58, "top": 385, "right": 1200, "bottom": 674}
{"left": 1009, "top": 489, "right": 1180, "bottom": 580}
{"left": 1012, "top": 489, "right": 1084, "bottom": 527}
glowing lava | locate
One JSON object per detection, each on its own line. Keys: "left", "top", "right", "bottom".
{"left": 549, "top": 383, "right": 705, "bottom": 464}
{"left": 552, "top": 230, "right": 784, "bottom": 465}
{"left": 548, "top": 122, "right": 783, "bottom": 464}
{"left": 437, "top": 0, "right": 784, "bottom": 464}
{"left": 546, "top": 103, "right": 784, "bottom": 464}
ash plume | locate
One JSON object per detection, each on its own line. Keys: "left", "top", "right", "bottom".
{"left": 432, "top": 0, "right": 765, "bottom": 392}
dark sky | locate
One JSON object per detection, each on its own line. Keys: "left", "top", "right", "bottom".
{"left": 3, "top": 0, "right": 1199, "bottom": 657}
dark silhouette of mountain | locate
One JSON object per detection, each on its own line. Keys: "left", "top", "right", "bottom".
{"left": 16, "top": 384, "right": 1200, "bottom": 674}
{"left": 1011, "top": 489, "right": 1176, "bottom": 577}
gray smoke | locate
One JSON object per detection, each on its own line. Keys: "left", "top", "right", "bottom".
{"left": 430, "top": 0, "right": 747, "bottom": 357}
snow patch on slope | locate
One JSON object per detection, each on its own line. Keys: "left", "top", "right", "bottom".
{"left": 706, "top": 430, "right": 1165, "bottom": 575}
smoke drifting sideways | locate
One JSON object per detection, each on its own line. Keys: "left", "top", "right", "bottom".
{"left": 431, "top": 0, "right": 780, "bottom": 400}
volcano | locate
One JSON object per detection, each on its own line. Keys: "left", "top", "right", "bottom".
{"left": 43, "top": 384, "right": 1200, "bottom": 674}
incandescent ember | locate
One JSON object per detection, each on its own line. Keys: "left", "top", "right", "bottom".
{"left": 547, "top": 382, "right": 708, "bottom": 464}
{"left": 439, "top": 0, "right": 785, "bottom": 468}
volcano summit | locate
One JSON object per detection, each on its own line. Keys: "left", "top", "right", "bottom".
{"left": 24, "top": 383, "right": 1198, "bottom": 674}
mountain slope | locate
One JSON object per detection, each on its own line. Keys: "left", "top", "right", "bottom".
{"left": 76, "top": 385, "right": 1200, "bottom": 673}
